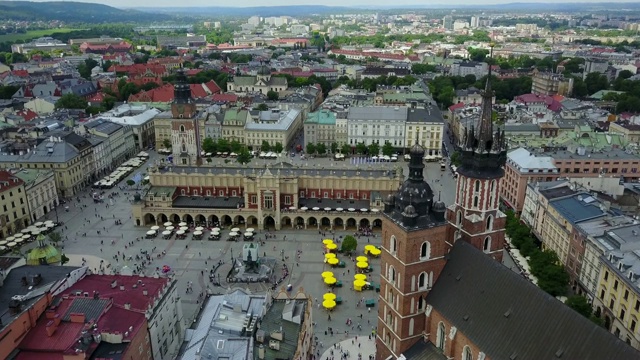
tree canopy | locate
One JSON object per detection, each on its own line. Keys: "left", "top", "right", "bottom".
{"left": 55, "top": 93, "right": 87, "bottom": 110}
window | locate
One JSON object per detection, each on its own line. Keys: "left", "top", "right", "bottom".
{"left": 420, "top": 242, "right": 430, "bottom": 259}
{"left": 605, "top": 271, "right": 609, "bottom": 281}
{"left": 483, "top": 236, "right": 491, "bottom": 253}
{"left": 436, "top": 322, "right": 446, "bottom": 351}
{"left": 614, "top": 280, "right": 619, "bottom": 290}
{"left": 486, "top": 216, "right": 493, "bottom": 231}
{"left": 624, "top": 290, "right": 629, "bottom": 301}
{"left": 180, "top": 189, "right": 186, "bottom": 195}
{"left": 193, "top": 190, "right": 198, "bottom": 196}
{"left": 635, "top": 300, "right": 640, "bottom": 312}
{"left": 180, "top": 125, "right": 185, "bottom": 132}
{"left": 620, "top": 308, "right": 626, "bottom": 321}
{"left": 457, "top": 210, "right": 462, "bottom": 226}
{"left": 284, "top": 195, "right": 291, "bottom": 205}
{"left": 388, "top": 266, "right": 396, "bottom": 283}
{"left": 475, "top": 180, "right": 480, "bottom": 192}
{"left": 390, "top": 235, "right": 397, "bottom": 254}
{"left": 264, "top": 194, "right": 273, "bottom": 209}
{"left": 632, "top": 320, "right": 637, "bottom": 332}
{"left": 418, "top": 273, "right": 426, "bottom": 288}
{"left": 463, "top": 346, "right": 474, "bottom": 360}
{"left": 473, "top": 196, "right": 479, "bottom": 208}
{"left": 250, "top": 195, "right": 257, "bottom": 204}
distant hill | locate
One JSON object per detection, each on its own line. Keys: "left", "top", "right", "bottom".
{"left": 0, "top": 1, "right": 172, "bottom": 23}
{"left": 137, "top": 5, "right": 354, "bottom": 17}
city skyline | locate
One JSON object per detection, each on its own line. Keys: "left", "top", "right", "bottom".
{"left": 7, "top": 0, "right": 640, "bottom": 9}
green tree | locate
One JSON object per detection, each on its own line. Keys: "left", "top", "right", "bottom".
{"left": 382, "top": 141, "right": 395, "bottom": 156}
{"left": 126, "top": 179, "right": 135, "bottom": 186}
{"left": 341, "top": 235, "right": 358, "bottom": 254}
{"left": 237, "top": 149, "right": 251, "bottom": 164}
{"left": 584, "top": 72, "right": 609, "bottom": 95}
{"left": 202, "top": 137, "right": 216, "bottom": 154}
{"left": 217, "top": 138, "right": 230, "bottom": 152}
{"left": 118, "top": 83, "right": 140, "bottom": 101}
{"left": 61, "top": 253, "right": 70, "bottom": 265}
{"left": 306, "top": 143, "right": 316, "bottom": 154}
{"left": 618, "top": 70, "right": 634, "bottom": 80}
{"left": 261, "top": 140, "right": 271, "bottom": 152}
{"left": 274, "top": 142, "right": 283, "bottom": 153}
{"left": 330, "top": 142, "right": 338, "bottom": 154}
{"left": 341, "top": 144, "right": 351, "bottom": 155}
{"left": 565, "top": 295, "right": 593, "bottom": 318}
{"left": 411, "top": 63, "right": 437, "bottom": 75}
{"left": 267, "top": 90, "right": 279, "bottom": 101}
{"left": 450, "top": 151, "right": 461, "bottom": 166}
{"left": 77, "top": 58, "right": 98, "bottom": 80}
{"left": 141, "top": 82, "right": 160, "bottom": 91}
{"left": 48, "top": 232, "right": 62, "bottom": 245}
{"left": 55, "top": 93, "right": 87, "bottom": 109}
{"left": 368, "top": 142, "right": 380, "bottom": 156}
{"left": 162, "top": 138, "right": 171, "bottom": 149}
{"left": 316, "top": 143, "right": 327, "bottom": 155}
{"left": 0, "top": 85, "right": 20, "bottom": 99}
{"left": 355, "top": 142, "right": 367, "bottom": 155}
{"left": 101, "top": 96, "right": 116, "bottom": 111}
{"left": 230, "top": 140, "right": 242, "bottom": 153}
{"left": 254, "top": 103, "right": 269, "bottom": 111}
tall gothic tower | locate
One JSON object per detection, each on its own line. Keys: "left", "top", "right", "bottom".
{"left": 376, "top": 143, "right": 450, "bottom": 360}
{"left": 446, "top": 46, "right": 508, "bottom": 262}
{"left": 171, "top": 68, "right": 201, "bottom": 166}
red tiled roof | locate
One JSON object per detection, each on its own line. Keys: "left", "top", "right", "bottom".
{"left": 20, "top": 318, "right": 84, "bottom": 352}
{"left": 12, "top": 70, "right": 29, "bottom": 77}
{"left": 190, "top": 84, "right": 208, "bottom": 98}
{"left": 185, "top": 69, "right": 202, "bottom": 76}
{"left": 212, "top": 93, "right": 238, "bottom": 102}
{"left": 0, "top": 170, "right": 24, "bottom": 191}
{"left": 62, "top": 274, "right": 168, "bottom": 311}
{"left": 203, "top": 80, "right": 221, "bottom": 94}
{"left": 331, "top": 49, "right": 420, "bottom": 62}
{"left": 129, "top": 84, "right": 174, "bottom": 102}
{"left": 16, "top": 109, "right": 38, "bottom": 122}
{"left": 88, "top": 92, "right": 105, "bottom": 102}
{"left": 98, "top": 306, "right": 146, "bottom": 342}
{"left": 448, "top": 102, "right": 465, "bottom": 112}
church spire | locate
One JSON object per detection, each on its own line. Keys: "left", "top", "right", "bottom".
{"left": 476, "top": 44, "right": 495, "bottom": 154}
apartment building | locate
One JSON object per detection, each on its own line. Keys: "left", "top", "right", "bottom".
{"left": 13, "top": 169, "right": 58, "bottom": 223}
{"left": 531, "top": 70, "right": 574, "bottom": 96}
{"left": 593, "top": 226, "right": 640, "bottom": 349}
{"left": 245, "top": 108, "right": 303, "bottom": 150}
{"left": 502, "top": 147, "right": 640, "bottom": 213}
{"left": 609, "top": 122, "right": 640, "bottom": 144}
{"left": 304, "top": 109, "right": 337, "bottom": 148}
{"left": 502, "top": 148, "right": 559, "bottom": 212}
{"left": 347, "top": 106, "right": 407, "bottom": 147}
{"left": 0, "top": 171, "right": 30, "bottom": 237}
{"left": 82, "top": 119, "right": 136, "bottom": 168}
{"left": 404, "top": 106, "right": 444, "bottom": 156}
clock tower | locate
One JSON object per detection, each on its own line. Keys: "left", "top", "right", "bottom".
{"left": 171, "top": 68, "right": 201, "bottom": 166}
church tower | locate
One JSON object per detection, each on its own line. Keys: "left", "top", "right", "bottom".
{"left": 446, "top": 46, "right": 508, "bottom": 262}
{"left": 171, "top": 68, "right": 201, "bottom": 166}
{"left": 376, "top": 143, "right": 450, "bottom": 360}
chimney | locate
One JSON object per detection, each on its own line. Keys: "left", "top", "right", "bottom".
{"left": 120, "top": 285, "right": 125, "bottom": 291}
{"left": 143, "top": 289, "right": 148, "bottom": 296}
{"left": 45, "top": 320, "right": 57, "bottom": 337}
{"left": 124, "top": 303, "right": 131, "bottom": 310}
{"left": 54, "top": 313, "right": 61, "bottom": 326}
{"left": 69, "top": 313, "right": 85, "bottom": 323}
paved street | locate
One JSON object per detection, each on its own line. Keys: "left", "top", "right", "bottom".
{"left": 15, "top": 149, "right": 458, "bottom": 358}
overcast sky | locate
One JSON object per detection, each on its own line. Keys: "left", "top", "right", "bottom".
{"left": 13, "top": 0, "right": 640, "bottom": 8}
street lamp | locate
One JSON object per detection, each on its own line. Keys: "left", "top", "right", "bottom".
{"left": 54, "top": 200, "right": 59, "bottom": 223}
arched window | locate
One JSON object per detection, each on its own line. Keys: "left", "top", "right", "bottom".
{"left": 181, "top": 143, "right": 187, "bottom": 153}
{"left": 436, "top": 322, "right": 446, "bottom": 351}
{"left": 418, "top": 273, "right": 426, "bottom": 288}
{"left": 484, "top": 236, "right": 491, "bottom": 253}
{"left": 421, "top": 242, "right": 430, "bottom": 259}
{"left": 473, "top": 196, "right": 479, "bottom": 208}
{"left": 456, "top": 211, "right": 462, "bottom": 226}
{"left": 490, "top": 180, "right": 495, "bottom": 192}
{"left": 390, "top": 235, "right": 397, "bottom": 254}
{"left": 388, "top": 266, "right": 396, "bottom": 282}
{"left": 418, "top": 296, "right": 425, "bottom": 311}
{"left": 458, "top": 177, "right": 466, "bottom": 202}
{"left": 486, "top": 215, "right": 493, "bottom": 231}
{"left": 475, "top": 180, "right": 480, "bottom": 192}
{"left": 463, "top": 346, "right": 473, "bottom": 360}
{"left": 180, "top": 125, "right": 185, "bottom": 132}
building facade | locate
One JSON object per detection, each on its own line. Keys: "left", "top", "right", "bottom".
{"left": 13, "top": 169, "right": 58, "bottom": 223}
{"left": 304, "top": 109, "right": 337, "bottom": 148}
{"left": 404, "top": 106, "right": 444, "bottom": 156}
{"left": 131, "top": 165, "right": 398, "bottom": 230}
{"left": 0, "top": 171, "right": 30, "bottom": 237}
{"left": 347, "top": 106, "right": 407, "bottom": 148}
{"left": 170, "top": 70, "right": 202, "bottom": 166}
{"left": 531, "top": 70, "right": 574, "bottom": 96}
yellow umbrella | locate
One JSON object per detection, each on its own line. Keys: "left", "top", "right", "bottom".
{"left": 324, "top": 277, "right": 337, "bottom": 285}
{"left": 326, "top": 243, "right": 338, "bottom": 250}
{"left": 328, "top": 258, "right": 340, "bottom": 265}
{"left": 356, "top": 256, "right": 368, "bottom": 262}
{"left": 323, "top": 293, "right": 337, "bottom": 301}
{"left": 354, "top": 274, "right": 367, "bottom": 281}
{"left": 364, "top": 244, "right": 376, "bottom": 251}
{"left": 323, "top": 299, "right": 337, "bottom": 309}
{"left": 356, "top": 261, "right": 369, "bottom": 269}
{"left": 323, "top": 239, "right": 334, "bottom": 245}
{"left": 353, "top": 279, "right": 367, "bottom": 291}
{"left": 324, "top": 253, "right": 337, "bottom": 259}
{"left": 369, "top": 248, "right": 381, "bottom": 256}
{"left": 322, "top": 271, "right": 334, "bottom": 278}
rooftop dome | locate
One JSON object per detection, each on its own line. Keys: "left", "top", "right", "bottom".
{"left": 410, "top": 142, "right": 425, "bottom": 157}
{"left": 26, "top": 234, "right": 60, "bottom": 265}
{"left": 433, "top": 200, "right": 446, "bottom": 212}
{"left": 403, "top": 204, "right": 416, "bottom": 215}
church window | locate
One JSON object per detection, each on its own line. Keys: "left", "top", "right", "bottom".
{"left": 390, "top": 235, "right": 397, "bottom": 254}
{"left": 388, "top": 266, "right": 396, "bottom": 283}
{"left": 463, "top": 346, "right": 474, "bottom": 360}
{"left": 420, "top": 242, "right": 430, "bottom": 259}
{"left": 180, "top": 125, "right": 185, "bottom": 132}
{"left": 473, "top": 196, "right": 479, "bottom": 208}
{"left": 181, "top": 143, "right": 186, "bottom": 153}
{"left": 456, "top": 211, "right": 462, "bottom": 226}
{"left": 484, "top": 236, "right": 491, "bottom": 253}
{"left": 486, "top": 216, "right": 493, "bottom": 231}
{"left": 436, "top": 322, "right": 446, "bottom": 351}
{"left": 418, "top": 273, "right": 426, "bottom": 289}
{"left": 418, "top": 296, "right": 425, "bottom": 311}
{"left": 193, "top": 190, "right": 198, "bottom": 196}
{"left": 409, "top": 318, "right": 415, "bottom": 336}
{"left": 475, "top": 180, "right": 480, "bottom": 192}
